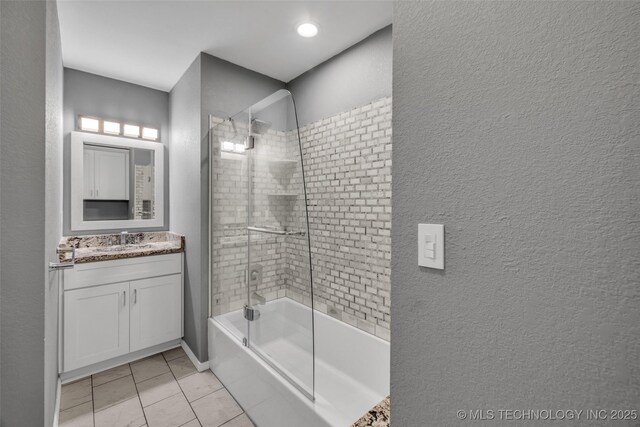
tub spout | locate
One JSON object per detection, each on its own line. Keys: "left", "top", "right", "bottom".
{"left": 252, "top": 292, "right": 266, "bottom": 305}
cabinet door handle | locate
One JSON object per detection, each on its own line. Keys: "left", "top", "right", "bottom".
{"left": 134, "top": 289, "right": 137, "bottom": 304}
{"left": 123, "top": 290, "right": 126, "bottom": 306}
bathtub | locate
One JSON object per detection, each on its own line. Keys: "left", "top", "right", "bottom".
{"left": 208, "top": 298, "right": 389, "bottom": 427}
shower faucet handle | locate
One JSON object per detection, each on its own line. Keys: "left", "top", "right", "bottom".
{"left": 248, "top": 265, "right": 263, "bottom": 287}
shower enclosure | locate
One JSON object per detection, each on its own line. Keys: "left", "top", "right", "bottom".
{"left": 208, "top": 89, "right": 390, "bottom": 427}
{"left": 208, "top": 89, "right": 315, "bottom": 399}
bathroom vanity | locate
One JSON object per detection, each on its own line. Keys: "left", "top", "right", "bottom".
{"left": 57, "top": 232, "right": 185, "bottom": 381}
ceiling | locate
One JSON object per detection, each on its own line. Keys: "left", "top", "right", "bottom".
{"left": 57, "top": 1, "right": 392, "bottom": 92}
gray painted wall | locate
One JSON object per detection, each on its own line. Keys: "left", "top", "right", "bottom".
{"left": 63, "top": 68, "right": 170, "bottom": 235}
{"left": 169, "top": 53, "right": 284, "bottom": 362}
{"left": 287, "top": 25, "right": 391, "bottom": 127}
{"left": 201, "top": 54, "right": 286, "bottom": 122}
{"left": 0, "top": 2, "right": 2, "bottom": 417}
{"left": 169, "top": 56, "right": 203, "bottom": 363}
{"left": 44, "top": 0, "right": 64, "bottom": 424}
{"left": 199, "top": 55, "right": 285, "bottom": 357}
{"left": 392, "top": 2, "right": 640, "bottom": 425}
{"left": 1, "top": 0, "right": 63, "bottom": 425}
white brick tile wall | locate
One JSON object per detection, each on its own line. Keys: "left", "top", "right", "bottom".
{"left": 289, "top": 97, "right": 391, "bottom": 338}
{"left": 209, "top": 96, "right": 391, "bottom": 340}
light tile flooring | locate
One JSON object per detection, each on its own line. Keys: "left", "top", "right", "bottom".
{"left": 59, "top": 347, "right": 254, "bottom": 427}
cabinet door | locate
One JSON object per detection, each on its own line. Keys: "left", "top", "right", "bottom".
{"left": 130, "top": 274, "right": 182, "bottom": 352}
{"left": 83, "top": 150, "right": 94, "bottom": 199}
{"left": 64, "top": 282, "right": 130, "bottom": 371}
{"left": 94, "top": 148, "right": 129, "bottom": 200}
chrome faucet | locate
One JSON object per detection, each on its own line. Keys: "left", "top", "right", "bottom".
{"left": 120, "top": 231, "right": 129, "bottom": 245}
{"left": 251, "top": 292, "right": 266, "bottom": 306}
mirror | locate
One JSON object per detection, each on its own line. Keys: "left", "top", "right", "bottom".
{"left": 70, "top": 131, "right": 164, "bottom": 231}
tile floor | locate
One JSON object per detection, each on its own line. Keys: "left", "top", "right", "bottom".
{"left": 59, "top": 347, "right": 254, "bottom": 427}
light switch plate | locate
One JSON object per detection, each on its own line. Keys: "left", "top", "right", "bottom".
{"left": 418, "top": 224, "right": 444, "bottom": 269}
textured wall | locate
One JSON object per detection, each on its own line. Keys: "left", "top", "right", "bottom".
{"left": 392, "top": 2, "right": 640, "bottom": 425}
{"left": 63, "top": 68, "right": 170, "bottom": 235}
{"left": 169, "top": 56, "right": 203, "bottom": 362}
{"left": 287, "top": 25, "right": 392, "bottom": 127}
{"left": 171, "top": 53, "right": 284, "bottom": 362}
{"left": 201, "top": 54, "right": 286, "bottom": 123}
{"left": 45, "top": 0, "right": 64, "bottom": 423}
{"left": 199, "top": 54, "right": 285, "bottom": 358}
{"left": 0, "top": 1, "right": 58, "bottom": 425}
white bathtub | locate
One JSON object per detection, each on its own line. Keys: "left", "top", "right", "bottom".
{"left": 208, "top": 298, "right": 389, "bottom": 427}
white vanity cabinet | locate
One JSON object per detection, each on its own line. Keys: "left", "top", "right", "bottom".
{"left": 64, "top": 281, "right": 130, "bottom": 370}
{"left": 62, "top": 253, "right": 183, "bottom": 373}
{"left": 130, "top": 274, "right": 182, "bottom": 352}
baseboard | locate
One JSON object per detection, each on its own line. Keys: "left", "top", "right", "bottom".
{"left": 52, "top": 377, "right": 61, "bottom": 427}
{"left": 61, "top": 339, "right": 181, "bottom": 384}
{"left": 181, "top": 340, "right": 209, "bottom": 372}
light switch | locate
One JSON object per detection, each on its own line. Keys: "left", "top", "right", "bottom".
{"left": 418, "top": 224, "right": 444, "bottom": 269}
{"left": 424, "top": 234, "right": 435, "bottom": 259}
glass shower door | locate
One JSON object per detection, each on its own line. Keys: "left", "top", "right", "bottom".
{"left": 209, "top": 111, "right": 250, "bottom": 344}
{"left": 245, "top": 90, "right": 314, "bottom": 400}
{"left": 210, "top": 89, "right": 314, "bottom": 399}
{"left": 209, "top": 90, "right": 315, "bottom": 399}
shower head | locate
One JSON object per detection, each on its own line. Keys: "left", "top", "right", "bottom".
{"left": 251, "top": 118, "right": 271, "bottom": 135}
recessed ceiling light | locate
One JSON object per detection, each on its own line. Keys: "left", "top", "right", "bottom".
{"left": 297, "top": 22, "right": 318, "bottom": 38}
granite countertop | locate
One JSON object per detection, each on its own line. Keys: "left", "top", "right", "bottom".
{"left": 351, "top": 396, "right": 390, "bottom": 427}
{"left": 57, "top": 231, "right": 185, "bottom": 264}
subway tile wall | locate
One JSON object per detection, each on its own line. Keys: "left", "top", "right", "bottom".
{"left": 134, "top": 164, "right": 154, "bottom": 220}
{"left": 289, "top": 97, "right": 392, "bottom": 340}
{"left": 209, "top": 97, "right": 391, "bottom": 340}
{"left": 209, "top": 117, "right": 295, "bottom": 316}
